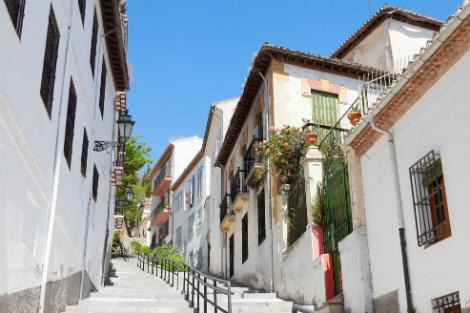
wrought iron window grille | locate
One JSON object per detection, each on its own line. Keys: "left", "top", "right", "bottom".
{"left": 92, "top": 165, "right": 99, "bottom": 201}
{"left": 80, "top": 129, "right": 89, "bottom": 176}
{"left": 432, "top": 292, "right": 461, "bottom": 313}
{"left": 409, "top": 150, "right": 451, "bottom": 247}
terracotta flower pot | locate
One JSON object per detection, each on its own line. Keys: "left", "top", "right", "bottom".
{"left": 305, "top": 132, "right": 318, "bottom": 145}
{"left": 348, "top": 111, "right": 362, "bottom": 126}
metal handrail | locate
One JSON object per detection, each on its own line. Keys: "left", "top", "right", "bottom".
{"left": 219, "top": 193, "right": 232, "bottom": 224}
{"left": 244, "top": 137, "right": 263, "bottom": 176}
{"left": 137, "top": 253, "right": 233, "bottom": 313}
{"left": 230, "top": 168, "right": 247, "bottom": 200}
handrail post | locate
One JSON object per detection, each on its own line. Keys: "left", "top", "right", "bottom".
{"left": 227, "top": 280, "right": 232, "bottom": 313}
{"left": 183, "top": 267, "right": 186, "bottom": 295}
{"left": 203, "top": 276, "right": 207, "bottom": 313}
{"left": 186, "top": 266, "right": 190, "bottom": 301}
{"left": 171, "top": 261, "right": 175, "bottom": 287}
{"left": 160, "top": 258, "right": 163, "bottom": 278}
{"left": 147, "top": 255, "right": 150, "bottom": 273}
{"left": 191, "top": 269, "right": 195, "bottom": 308}
{"left": 213, "top": 280, "right": 217, "bottom": 313}
{"left": 196, "top": 272, "right": 200, "bottom": 313}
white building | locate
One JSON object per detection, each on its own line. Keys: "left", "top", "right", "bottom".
{"left": 148, "top": 136, "right": 202, "bottom": 248}
{"left": 343, "top": 2, "right": 470, "bottom": 313}
{"left": 171, "top": 99, "right": 237, "bottom": 271}
{"left": 208, "top": 5, "right": 445, "bottom": 311}
{"left": 0, "top": 1, "right": 129, "bottom": 313}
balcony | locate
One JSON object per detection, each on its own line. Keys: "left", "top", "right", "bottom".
{"left": 151, "top": 200, "right": 171, "bottom": 226}
{"left": 230, "top": 168, "right": 248, "bottom": 212}
{"left": 112, "top": 167, "right": 124, "bottom": 187}
{"left": 219, "top": 194, "right": 235, "bottom": 231}
{"left": 244, "top": 137, "right": 265, "bottom": 188}
{"left": 153, "top": 165, "right": 171, "bottom": 197}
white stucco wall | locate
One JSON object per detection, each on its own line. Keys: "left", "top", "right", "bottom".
{"left": 360, "top": 50, "right": 470, "bottom": 312}
{"left": 0, "top": 0, "right": 120, "bottom": 304}
{"left": 342, "top": 19, "right": 436, "bottom": 72}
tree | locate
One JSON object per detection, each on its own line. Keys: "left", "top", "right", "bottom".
{"left": 116, "top": 136, "right": 152, "bottom": 232}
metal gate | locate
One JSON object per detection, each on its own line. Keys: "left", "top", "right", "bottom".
{"left": 321, "top": 143, "right": 352, "bottom": 296}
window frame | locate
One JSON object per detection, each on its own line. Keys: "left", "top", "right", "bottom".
{"left": 92, "top": 165, "right": 99, "bottom": 201}
{"left": 80, "top": 128, "right": 89, "bottom": 176}
{"left": 432, "top": 292, "right": 461, "bottom": 313}
{"left": 40, "top": 5, "right": 60, "bottom": 118}
{"left": 98, "top": 58, "right": 107, "bottom": 118}
{"left": 242, "top": 213, "right": 248, "bottom": 263}
{"left": 89, "top": 10, "right": 98, "bottom": 76}
{"left": 257, "top": 189, "right": 266, "bottom": 245}
{"left": 4, "top": 0, "right": 26, "bottom": 38}
{"left": 409, "top": 150, "right": 451, "bottom": 247}
{"left": 63, "top": 79, "right": 77, "bottom": 168}
{"left": 77, "top": 0, "right": 86, "bottom": 25}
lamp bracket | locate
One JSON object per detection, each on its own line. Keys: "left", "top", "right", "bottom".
{"left": 93, "top": 141, "right": 120, "bottom": 152}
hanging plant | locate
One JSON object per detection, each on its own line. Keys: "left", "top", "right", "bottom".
{"left": 255, "top": 126, "right": 308, "bottom": 184}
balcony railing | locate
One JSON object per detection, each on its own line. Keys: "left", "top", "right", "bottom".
{"left": 230, "top": 168, "right": 247, "bottom": 200}
{"left": 153, "top": 165, "right": 171, "bottom": 196}
{"left": 153, "top": 199, "right": 169, "bottom": 218}
{"left": 230, "top": 168, "right": 249, "bottom": 211}
{"left": 219, "top": 193, "right": 231, "bottom": 224}
{"left": 244, "top": 137, "right": 263, "bottom": 176}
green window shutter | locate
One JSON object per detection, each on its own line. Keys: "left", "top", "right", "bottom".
{"left": 311, "top": 91, "right": 339, "bottom": 126}
{"left": 257, "top": 113, "right": 264, "bottom": 139}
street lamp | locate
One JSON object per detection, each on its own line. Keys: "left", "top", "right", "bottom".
{"left": 126, "top": 189, "right": 134, "bottom": 202}
{"left": 117, "top": 110, "right": 135, "bottom": 142}
{"left": 94, "top": 110, "right": 135, "bottom": 151}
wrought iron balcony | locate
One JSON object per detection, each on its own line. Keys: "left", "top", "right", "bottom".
{"left": 219, "top": 193, "right": 235, "bottom": 231}
{"left": 230, "top": 168, "right": 248, "bottom": 211}
{"left": 153, "top": 165, "right": 171, "bottom": 196}
{"left": 152, "top": 199, "right": 171, "bottom": 227}
{"left": 244, "top": 137, "right": 265, "bottom": 188}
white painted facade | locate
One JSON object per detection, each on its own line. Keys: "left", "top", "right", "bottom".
{"left": 342, "top": 19, "right": 436, "bottom": 71}
{"left": 149, "top": 136, "right": 202, "bottom": 247}
{"left": 0, "top": 0, "right": 128, "bottom": 312}
{"left": 352, "top": 48, "right": 470, "bottom": 313}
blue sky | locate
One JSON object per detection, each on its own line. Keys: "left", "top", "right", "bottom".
{"left": 126, "top": 0, "right": 462, "bottom": 162}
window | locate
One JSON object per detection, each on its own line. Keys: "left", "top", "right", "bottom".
{"left": 63, "top": 80, "right": 77, "bottom": 168}
{"left": 432, "top": 292, "right": 460, "bottom": 313}
{"left": 242, "top": 214, "right": 248, "bottom": 263}
{"left": 197, "top": 166, "right": 203, "bottom": 200}
{"left": 196, "top": 248, "right": 203, "bottom": 269}
{"left": 4, "top": 0, "right": 25, "bottom": 37}
{"left": 257, "top": 113, "right": 263, "bottom": 139}
{"left": 188, "top": 213, "right": 194, "bottom": 240}
{"left": 175, "top": 226, "right": 182, "bottom": 248}
{"left": 40, "top": 6, "right": 60, "bottom": 117}
{"left": 80, "top": 129, "right": 89, "bottom": 176}
{"left": 78, "top": 0, "right": 86, "bottom": 25}
{"left": 174, "top": 191, "right": 184, "bottom": 213}
{"left": 89, "top": 10, "right": 98, "bottom": 76}
{"left": 92, "top": 165, "right": 99, "bottom": 201}
{"left": 257, "top": 190, "right": 266, "bottom": 245}
{"left": 98, "top": 58, "right": 106, "bottom": 118}
{"left": 229, "top": 234, "right": 234, "bottom": 277}
{"left": 191, "top": 175, "right": 196, "bottom": 205}
{"left": 185, "top": 180, "right": 193, "bottom": 208}
{"left": 409, "top": 151, "right": 451, "bottom": 246}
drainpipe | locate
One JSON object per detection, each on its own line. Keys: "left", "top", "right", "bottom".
{"left": 38, "top": 1, "right": 74, "bottom": 312}
{"left": 258, "top": 71, "right": 275, "bottom": 293}
{"left": 368, "top": 118, "right": 413, "bottom": 312}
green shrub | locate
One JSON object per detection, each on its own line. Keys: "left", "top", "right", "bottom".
{"left": 112, "top": 231, "right": 124, "bottom": 251}
{"left": 151, "top": 245, "right": 186, "bottom": 272}
{"left": 130, "top": 240, "right": 143, "bottom": 256}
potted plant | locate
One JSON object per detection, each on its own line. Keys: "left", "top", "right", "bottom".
{"left": 304, "top": 130, "right": 318, "bottom": 146}
{"left": 347, "top": 104, "right": 362, "bottom": 126}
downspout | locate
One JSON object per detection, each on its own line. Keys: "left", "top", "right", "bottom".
{"left": 258, "top": 71, "right": 275, "bottom": 293}
{"left": 39, "top": 1, "right": 74, "bottom": 312}
{"left": 368, "top": 118, "right": 413, "bottom": 312}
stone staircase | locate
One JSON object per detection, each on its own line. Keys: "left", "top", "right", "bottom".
{"left": 64, "top": 258, "right": 192, "bottom": 313}
{"left": 64, "top": 256, "right": 316, "bottom": 313}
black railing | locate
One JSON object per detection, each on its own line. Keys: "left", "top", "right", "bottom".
{"left": 154, "top": 165, "right": 171, "bottom": 190}
{"left": 219, "top": 194, "right": 232, "bottom": 224}
{"left": 114, "top": 142, "right": 125, "bottom": 167}
{"left": 244, "top": 137, "right": 263, "bottom": 177}
{"left": 115, "top": 198, "right": 126, "bottom": 215}
{"left": 230, "top": 168, "right": 247, "bottom": 200}
{"left": 112, "top": 248, "right": 129, "bottom": 261}
{"left": 152, "top": 199, "right": 169, "bottom": 219}
{"left": 137, "top": 253, "right": 233, "bottom": 313}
